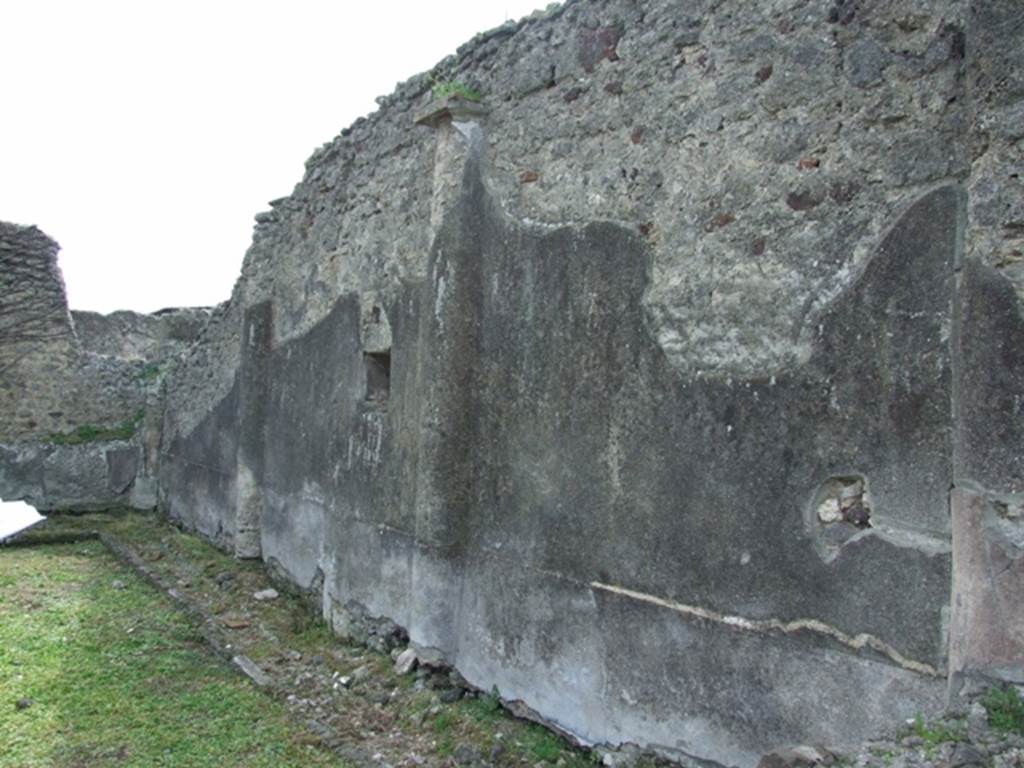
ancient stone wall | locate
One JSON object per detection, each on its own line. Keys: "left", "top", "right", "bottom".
{"left": 947, "top": 0, "right": 1024, "bottom": 691}
{"left": 157, "top": 0, "right": 1024, "bottom": 762}
{"left": 72, "top": 307, "right": 209, "bottom": 362}
{"left": 0, "top": 222, "right": 206, "bottom": 510}
{"left": 8, "top": 0, "right": 1018, "bottom": 764}
{"left": 2, "top": 223, "right": 80, "bottom": 440}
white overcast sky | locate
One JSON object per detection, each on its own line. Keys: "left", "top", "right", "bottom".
{"left": 1, "top": 1, "right": 547, "bottom": 314}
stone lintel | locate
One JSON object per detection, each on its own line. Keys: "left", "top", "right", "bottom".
{"left": 414, "top": 97, "right": 489, "bottom": 128}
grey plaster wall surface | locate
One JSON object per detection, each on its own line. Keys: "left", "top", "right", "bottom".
{"left": 161, "top": 380, "right": 241, "bottom": 546}
{"left": 0, "top": 440, "right": 145, "bottom": 511}
{"left": 949, "top": 489, "right": 1024, "bottom": 686}
{"left": 160, "top": 146, "right": 959, "bottom": 762}
{"left": 90, "top": 0, "right": 1024, "bottom": 763}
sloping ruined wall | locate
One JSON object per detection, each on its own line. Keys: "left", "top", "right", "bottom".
{"left": 152, "top": 0, "right": 1021, "bottom": 764}
{"left": 0, "top": 222, "right": 206, "bottom": 510}
{"left": 72, "top": 308, "right": 209, "bottom": 362}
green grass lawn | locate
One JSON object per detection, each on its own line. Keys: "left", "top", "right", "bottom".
{"left": 1, "top": 512, "right": 605, "bottom": 767}
{"left": 0, "top": 540, "right": 338, "bottom": 768}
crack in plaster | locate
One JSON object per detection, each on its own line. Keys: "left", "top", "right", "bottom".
{"left": 589, "top": 580, "right": 941, "bottom": 678}
{"left": 324, "top": 517, "right": 943, "bottom": 680}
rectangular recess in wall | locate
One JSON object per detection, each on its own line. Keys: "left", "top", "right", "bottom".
{"left": 364, "top": 351, "right": 391, "bottom": 404}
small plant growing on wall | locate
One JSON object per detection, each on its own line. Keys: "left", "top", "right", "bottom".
{"left": 46, "top": 408, "right": 145, "bottom": 445}
{"left": 430, "top": 74, "right": 482, "bottom": 103}
{"left": 138, "top": 362, "right": 162, "bottom": 382}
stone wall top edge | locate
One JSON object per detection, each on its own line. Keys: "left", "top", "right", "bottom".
{"left": 296, "top": 0, "right": 573, "bottom": 172}
{"left": 71, "top": 306, "right": 214, "bottom": 322}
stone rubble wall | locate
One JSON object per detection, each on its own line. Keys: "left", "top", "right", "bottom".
{"left": 6, "top": 0, "right": 1022, "bottom": 765}
{"left": 2, "top": 223, "right": 80, "bottom": 440}
{"left": 246, "top": 0, "right": 973, "bottom": 371}
{"left": 156, "top": 1, "right": 1024, "bottom": 763}
{"left": 0, "top": 222, "right": 206, "bottom": 510}
{"left": 72, "top": 307, "right": 210, "bottom": 363}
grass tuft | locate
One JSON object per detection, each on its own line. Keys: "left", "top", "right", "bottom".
{"left": 462, "top": 686, "right": 503, "bottom": 723}
{"left": 910, "top": 714, "right": 966, "bottom": 753}
{"left": 983, "top": 685, "right": 1024, "bottom": 735}
{"left": 519, "top": 724, "right": 564, "bottom": 763}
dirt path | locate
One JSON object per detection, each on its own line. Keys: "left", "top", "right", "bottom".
{"left": 11, "top": 512, "right": 618, "bottom": 768}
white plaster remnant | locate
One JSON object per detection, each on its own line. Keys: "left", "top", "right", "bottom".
{"left": 603, "top": 420, "right": 624, "bottom": 499}
{"left": 589, "top": 580, "right": 940, "bottom": 677}
{"left": 817, "top": 497, "right": 844, "bottom": 523}
{"left": 452, "top": 120, "right": 482, "bottom": 146}
{"left": 347, "top": 411, "right": 385, "bottom": 469}
{"left": 434, "top": 273, "right": 447, "bottom": 326}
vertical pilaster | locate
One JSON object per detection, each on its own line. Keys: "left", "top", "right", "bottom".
{"left": 235, "top": 301, "right": 273, "bottom": 559}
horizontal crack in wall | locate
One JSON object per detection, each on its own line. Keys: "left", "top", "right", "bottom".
{"left": 590, "top": 581, "right": 941, "bottom": 678}
{"left": 328, "top": 517, "right": 943, "bottom": 679}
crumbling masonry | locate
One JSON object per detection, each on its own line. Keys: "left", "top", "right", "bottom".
{"left": 2, "top": 1, "right": 1022, "bottom": 764}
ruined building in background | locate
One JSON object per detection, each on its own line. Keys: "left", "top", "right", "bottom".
{"left": 0, "top": 222, "right": 207, "bottom": 510}
{"left": 1, "top": 1, "right": 1022, "bottom": 764}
